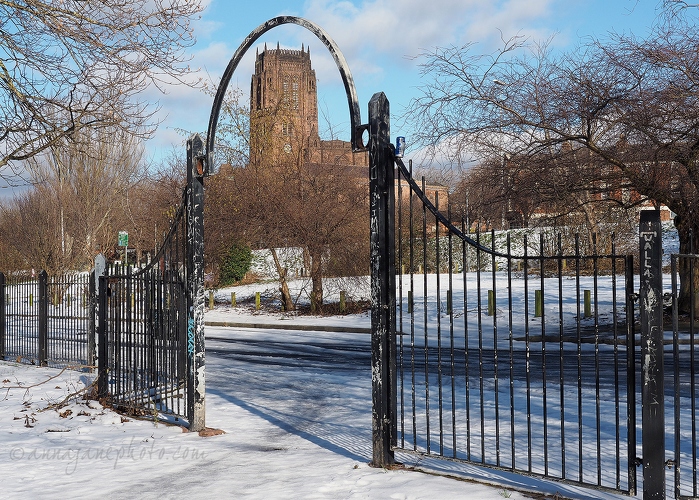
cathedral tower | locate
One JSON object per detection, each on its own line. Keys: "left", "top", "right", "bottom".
{"left": 249, "top": 43, "right": 320, "bottom": 164}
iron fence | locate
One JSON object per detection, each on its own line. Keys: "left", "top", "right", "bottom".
{"left": 0, "top": 270, "right": 94, "bottom": 368}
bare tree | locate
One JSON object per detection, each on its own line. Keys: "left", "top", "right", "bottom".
{"left": 0, "top": 127, "right": 146, "bottom": 273}
{"left": 409, "top": 7, "right": 699, "bottom": 308}
{"left": 0, "top": 0, "right": 203, "bottom": 182}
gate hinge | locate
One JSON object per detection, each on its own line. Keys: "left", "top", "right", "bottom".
{"left": 628, "top": 293, "right": 639, "bottom": 302}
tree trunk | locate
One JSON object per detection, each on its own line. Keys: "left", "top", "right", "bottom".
{"left": 674, "top": 214, "right": 699, "bottom": 314}
{"left": 270, "top": 247, "right": 295, "bottom": 312}
{"left": 307, "top": 247, "right": 324, "bottom": 313}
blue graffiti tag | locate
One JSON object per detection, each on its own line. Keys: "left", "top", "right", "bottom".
{"left": 187, "top": 317, "right": 195, "bottom": 358}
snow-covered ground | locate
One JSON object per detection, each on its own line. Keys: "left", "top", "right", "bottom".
{"left": 2, "top": 303, "right": 641, "bottom": 500}
{"left": 0, "top": 222, "right": 685, "bottom": 499}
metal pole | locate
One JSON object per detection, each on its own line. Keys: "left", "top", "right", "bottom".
{"left": 639, "top": 209, "right": 665, "bottom": 499}
{"left": 369, "top": 92, "right": 396, "bottom": 467}
{"left": 38, "top": 270, "right": 48, "bottom": 366}
{"left": 186, "top": 134, "right": 206, "bottom": 432}
{"left": 97, "top": 273, "right": 108, "bottom": 398}
{"left": 0, "top": 273, "right": 5, "bottom": 359}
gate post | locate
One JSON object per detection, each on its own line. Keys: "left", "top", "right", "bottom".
{"left": 186, "top": 134, "right": 206, "bottom": 432}
{"left": 369, "top": 92, "right": 396, "bottom": 467}
{"left": 38, "top": 270, "right": 48, "bottom": 366}
{"left": 639, "top": 209, "right": 665, "bottom": 499}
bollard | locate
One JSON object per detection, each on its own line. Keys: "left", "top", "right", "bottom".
{"left": 29, "top": 293, "right": 34, "bottom": 307}
{"left": 487, "top": 290, "right": 495, "bottom": 316}
{"left": 339, "top": 290, "right": 346, "bottom": 313}
{"left": 231, "top": 292, "right": 236, "bottom": 307}
{"left": 535, "top": 289, "right": 543, "bottom": 318}
{"left": 447, "top": 290, "right": 452, "bottom": 315}
{"left": 255, "top": 292, "right": 261, "bottom": 310}
{"left": 209, "top": 290, "right": 214, "bottom": 310}
{"left": 584, "top": 289, "right": 592, "bottom": 318}
{"left": 407, "top": 290, "right": 413, "bottom": 314}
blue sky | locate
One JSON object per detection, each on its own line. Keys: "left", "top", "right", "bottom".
{"left": 145, "top": 0, "right": 664, "bottom": 165}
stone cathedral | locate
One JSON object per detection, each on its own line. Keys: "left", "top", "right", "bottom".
{"left": 249, "top": 43, "right": 368, "bottom": 169}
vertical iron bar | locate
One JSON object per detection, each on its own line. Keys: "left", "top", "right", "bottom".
{"left": 557, "top": 234, "right": 566, "bottom": 479}
{"left": 576, "top": 235, "right": 583, "bottom": 483}
{"left": 409, "top": 161, "right": 417, "bottom": 451}
{"left": 491, "top": 229, "right": 500, "bottom": 466}
{"left": 422, "top": 176, "right": 430, "bottom": 454}
{"left": 0, "top": 273, "right": 4, "bottom": 360}
{"left": 593, "top": 234, "right": 602, "bottom": 486}
{"left": 397, "top": 159, "right": 405, "bottom": 450}
{"left": 625, "top": 254, "right": 637, "bottom": 497}
{"left": 448, "top": 204, "right": 456, "bottom": 458}
{"left": 611, "top": 236, "right": 622, "bottom": 490}
{"left": 38, "top": 270, "right": 48, "bottom": 367}
{"left": 435, "top": 192, "right": 444, "bottom": 455}
{"left": 691, "top": 254, "right": 698, "bottom": 499}
{"left": 539, "top": 233, "right": 548, "bottom": 475}
{"left": 524, "top": 234, "right": 532, "bottom": 471}
{"left": 369, "top": 92, "right": 396, "bottom": 467}
{"left": 638, "top": 209, "right": 664, "bottom": 500}
{"left": 463, "top": 218, "right": 471, "bottom": 461}
{"left": 476, "top": 230, "right": 485, "bottom": 462}
{"left": 97, "top": 273, "right": 108, "bottom": 398}
{"left": 507, "top": 233, "right": 515, "bottom": 469}
{"left": 672, "top": 255, "right": 681, "bottom": 500}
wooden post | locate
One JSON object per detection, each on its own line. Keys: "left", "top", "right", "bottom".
{"left": 584, "top": 290, "right": 592, "bottom": 318}
{"left": 255, "top": 292, "right": 261, "bottom": 310}
{"left": 487, "top": 290, "right": 495, "bottom": 316}
{"left": 339, "top": 290, "right": 346, "bottom": 313}
{"left": 231, "top": 292, "right": 236, "bottom": 307}
{"left": 208, "top": 290, "right": 214, "bottom": 310}
{"left": 535, "top": 289, "right": 543, "bottom": 318}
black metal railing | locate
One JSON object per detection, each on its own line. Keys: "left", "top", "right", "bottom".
{"left": 0, "top": 270, "right": 94, "bottom": 368}
{"left": 390, "top": 157, "right": 637, "bottom": 495}
{"left": 97, "top": 188, "right": 190, "bottom": 423}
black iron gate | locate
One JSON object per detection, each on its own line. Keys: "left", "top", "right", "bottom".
{"left": 390, "top": 157, "right": 637, "bottom": 494}
{"left": 96, "top": 135, "right": 206, "bottom": 429}
{"left": 367, "top": 93, "right": 699, "bottom": 498}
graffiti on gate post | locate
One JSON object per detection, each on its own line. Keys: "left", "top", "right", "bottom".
{"left": 369, "top": 92, "right": 397, "bottom": 468}
{"left": 186, "top": 134, "right": 206, "bottom": 433}
{"left": 639, "top": 209, "right": 665, "bottom": 500}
